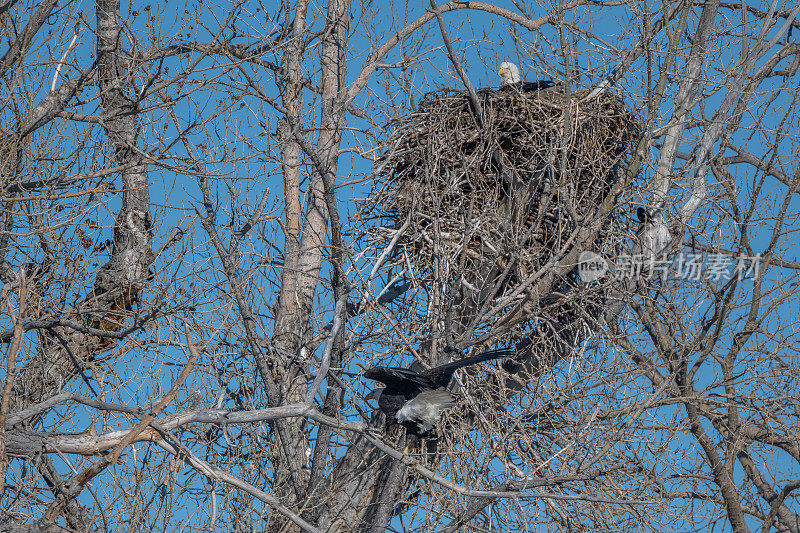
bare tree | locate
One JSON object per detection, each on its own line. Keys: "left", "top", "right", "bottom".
{"left": 1, "top": 0, "right": 799, "bottom": 531}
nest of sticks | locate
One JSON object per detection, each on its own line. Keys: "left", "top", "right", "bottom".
{"left": 364, "top": 84, "right": 643, "bottom": 362}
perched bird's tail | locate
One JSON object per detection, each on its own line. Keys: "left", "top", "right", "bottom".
{"left": 396, "top": 388, "right": 455, "bottom": 435}
{"left": 428, "top": 348, "right": 513, "bottom": 387}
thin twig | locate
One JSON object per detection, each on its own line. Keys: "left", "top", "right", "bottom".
{"left": 44, "top": 324, "right": 202, "bottom": 521}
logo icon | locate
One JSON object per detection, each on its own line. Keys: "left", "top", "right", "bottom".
{"left": 578, "top": 251, "right": 607, "bottom": 282}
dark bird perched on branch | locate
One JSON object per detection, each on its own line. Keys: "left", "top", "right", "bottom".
{"left": 636, "top": 206, "right": 659, "bottom": 224}
{"left": 364, "top": 348, "right": 512, "bottom": 437}
{"left": 497, "top": 62, "right": 557, "bottom": 92}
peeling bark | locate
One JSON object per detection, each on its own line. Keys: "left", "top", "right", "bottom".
{"left": 12, "top": 0, "right": 152, "bottom": 410}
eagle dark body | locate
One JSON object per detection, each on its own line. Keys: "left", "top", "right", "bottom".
{"left": 499, "top": 80, "right": 558, "bottom": 92}
{"left": 477, "top": 80, "right": 558, "bottom": 97}
{"left": 364, "top": 349, "right": 511, "bottom": 437}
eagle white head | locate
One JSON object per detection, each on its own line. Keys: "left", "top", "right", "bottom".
{"left": 395, "top": 389, "right": 454, "bottom": 435}
{"left": 498, "top": 62, "right": 522, "bottom": 85}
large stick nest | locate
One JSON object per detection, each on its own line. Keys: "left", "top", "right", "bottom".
{"left": 364, "top": 84, "right": 642, "bottom": 355}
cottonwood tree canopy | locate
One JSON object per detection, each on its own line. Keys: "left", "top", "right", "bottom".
{"left": 1, "top": 0, "right": 799, "bottom": 531}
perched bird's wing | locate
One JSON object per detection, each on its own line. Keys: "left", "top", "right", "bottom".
{"left": 396, "top": 388, "right": 454, "bottom": 436}
{"left": 636, "top": 206, "right": 654, "bottom": 223}
{"left": 424, "top": 348, "right": 513, "bottom": 388}
{"left": 364, "top": 367, "right": 437, "bottom": 394}
{"left": 522, "top": 80, "right": 557, "bottom": 91}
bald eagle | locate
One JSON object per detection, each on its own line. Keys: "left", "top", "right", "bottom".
{"left": 498, "top": 61, "right": 557, "bottom": 92}
{"left": 364, "top": 349, "right": 511, "bottom": 437}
